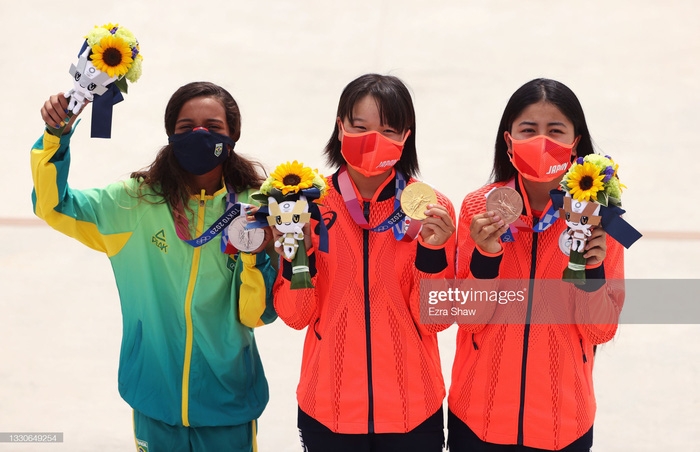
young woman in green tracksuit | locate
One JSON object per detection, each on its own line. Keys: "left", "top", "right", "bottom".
{"left": 32, "top": 81, "right": 277, "bottom": 452}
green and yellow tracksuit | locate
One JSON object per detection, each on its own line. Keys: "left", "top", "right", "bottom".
{"left": 30, "top": 128, "right": 276, "bottom": 430}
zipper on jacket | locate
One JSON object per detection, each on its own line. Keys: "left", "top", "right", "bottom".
{"left": 181, "top": 191, "right": 207, "bottom": 427}
{"left": 413, "top": 320, "right": 423, "bottom": 341}
{"left": 472, "top": 333, "right": 479, "bottom": 350}
{"left": 516, "top": 216, "right": 539, "bottom": 446}
{"left": 363, "top": 200, "right": 375, "bottom": 434}
{"left": 579, "top": 337, "right": 588, "bottom": 363}
{"left": 313, "top": 317, "right": 322, "bottom": 340}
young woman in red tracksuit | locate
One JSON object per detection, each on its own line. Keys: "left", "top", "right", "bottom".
{"left": 448, "top": 78, "right": 625, "bottom": 451}
{"left": 273, "top": 73, "right": 456, "bottom": 452}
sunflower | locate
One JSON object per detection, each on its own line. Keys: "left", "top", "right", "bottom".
{"left": 565, "top": 161, "right": 605, "bottom": 202}
{"left": 90, "top": 34, "right": 134, "bottom": 78}
{"left": 270, "top": 161, "right": 316, "bottom": 195}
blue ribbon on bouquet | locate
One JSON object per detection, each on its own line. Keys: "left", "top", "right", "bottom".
{"left": 75, "top": 41, "right": 124, "bottom": 139}
{"left": 550, "top": 190, "right": 642, "bottom": 249}
{"left": 247, "top": 187, "right": 329, "bottom": 253}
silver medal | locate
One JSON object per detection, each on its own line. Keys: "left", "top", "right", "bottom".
{"left": 227, "top": 215, "right": 265, "bottom": 252}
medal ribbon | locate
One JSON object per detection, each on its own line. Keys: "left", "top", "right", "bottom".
{"left": 175, "top": 187, "right": 249, "bottom": 248}
{"left": 498, "top": 178, "right": 560, "bottom": 243}
{"left": 337, "top": 165, "right": 421, "bottom": 241}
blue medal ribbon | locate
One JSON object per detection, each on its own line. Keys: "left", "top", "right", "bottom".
{"left": 337, "top": 166, "right": 420, "bottom": 241}
{"left": 497, "top": 178, "right": 560, "bottom": 242}
{"left": 177, "top": 188, "right": 244, "bottom": 248}
{"left": 180, "top": 203, "right": 243, "bottom": 247}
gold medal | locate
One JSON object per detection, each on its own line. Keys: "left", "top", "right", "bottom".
{"left": 401, "top": 182, "right": 438, "bottom": 220}
{"left": 485, "top": 187, "right": 523, "bottom": 225}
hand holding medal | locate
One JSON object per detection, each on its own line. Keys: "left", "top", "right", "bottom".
{"left": 401, "top": 182, "right": 455, "bottom": 247}
{"left": 470, "top": 186, "right": 523, "bottom": 254}
{"left": 401, "top": 182, "right": 437, "bottom": 220}
{"left": 227, "top": 213, "right": 267, "bottom": 253}
{"left": 46, "top": 23, "right": 142, "bottom": 138}
{"left": 485, "top": 187, "right": 523, "bottom": 226}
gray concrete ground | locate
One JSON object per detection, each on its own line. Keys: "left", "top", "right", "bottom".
{"left": 1, "top": 1, "right": 699, "bottom": 450}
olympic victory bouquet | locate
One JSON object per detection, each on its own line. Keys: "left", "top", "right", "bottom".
{"left": 557, "top": 154, "right": 641, "bottom": 284}
{"left": 47, "top": 23, "right": 143, "bottom": 138}
{"left": 251, "top": 161, "right": 328, "bottom": 289}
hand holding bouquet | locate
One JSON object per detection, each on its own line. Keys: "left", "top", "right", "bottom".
{"left": 558, "top": 154, "right": 627, "bottom": 284}
{"left": 252, "top": 161, "right": 327, "bottom": 289}
{"left": 47, "top": 23, "right": 143, "bottom": 138}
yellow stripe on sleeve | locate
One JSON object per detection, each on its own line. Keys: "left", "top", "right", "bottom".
{"left": 238, "top": 253, "right": 267, "bottom": 328}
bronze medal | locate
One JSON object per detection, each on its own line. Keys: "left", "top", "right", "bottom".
{"left": 401, "top": 182, "right": 438, "bottom": 220}
{"left": 485, "top": 187, "right": 523, "bottom": 225}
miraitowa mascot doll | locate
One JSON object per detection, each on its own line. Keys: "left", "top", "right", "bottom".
{"left": 249, "top": 161, "right": 328, "bottom": 289}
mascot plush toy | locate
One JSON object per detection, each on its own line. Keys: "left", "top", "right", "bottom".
{"left": 267, "top": 197, "right": 311, "bottom": 261}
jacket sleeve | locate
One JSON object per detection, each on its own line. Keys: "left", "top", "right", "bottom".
{"left": 455, "top": 190, "right": 499, "bottom": 333}
{"left": 233, "top": 187, "right": 278, "bottom": 328}
{"left": 272, "top": 238, "right": 319, "bottom": 330}
{"left": 411, "top": 190, "right": 456, "bottom": 335}
{"left": 573, "top": 235, "right": 625, "bottom": 344}
{"left": 30, "top": 128, "right": 133, "bottom": 257}
{"left": 235, "top": 251, "right": 278, "bottom": 328}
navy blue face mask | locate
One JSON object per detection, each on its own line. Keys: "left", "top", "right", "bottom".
{"left": 169, "top": 127, "right": 236, "bottom": 175}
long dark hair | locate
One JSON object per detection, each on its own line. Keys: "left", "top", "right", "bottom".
{"left": 491, "top": 78, "right": 595, "bottom": 183}
{"left": 131, "top": 81, "right": 266, "bottom": 208}
{"left": 324, "top": 73, "right": 420, "bottom": 178}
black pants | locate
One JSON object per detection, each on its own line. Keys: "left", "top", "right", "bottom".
{"left": 446, "top": 410, "right": 592, "bottom": 452}
{"left": 298, "top": 406, "right": 445, "bottom": 452}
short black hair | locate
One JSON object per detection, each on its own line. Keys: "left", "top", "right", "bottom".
{"left": 324, "top": 74, "right": 419, "bottom": 178}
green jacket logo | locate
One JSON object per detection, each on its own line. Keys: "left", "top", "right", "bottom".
{"left": 152, "top": 229, "right": 168, "bottom": 253}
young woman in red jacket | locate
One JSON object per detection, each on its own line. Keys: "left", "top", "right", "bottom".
{"left": 448, "top": 78, "right": 625, "bottom": 451}
{"left": 274, "top": 73, "right": 456, "bottom": 452}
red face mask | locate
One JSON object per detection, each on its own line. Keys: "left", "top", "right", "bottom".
{"left": 506, "top": 133, "right": 579, "bottom": 182}
{"left": 339, "top": 122, "right": 410, "bottom": 177}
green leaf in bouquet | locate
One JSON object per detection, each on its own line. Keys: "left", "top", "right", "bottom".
{"left": 596, "top": 191, "right": 608, "bottom": 207}
{"left": 608, "top": 195, "right": 622, "bottom": 207}
{"left": 251, "top": 191, "right": 269, "bottom": 205}
{"left": 114, "top": 76, "right": 129, "bottom": 94}
{"left": 269, "top": 188, "right": 286, "bottom": 204}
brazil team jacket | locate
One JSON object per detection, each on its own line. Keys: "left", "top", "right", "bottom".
{"left": 273, "top": 169, "right": 456, "bottom": 434}
{"left": 30, "top": 129, "right": 277, "bottom": 428}
{"left": 448, "top": 175, "right": 625, "bottom": 450}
